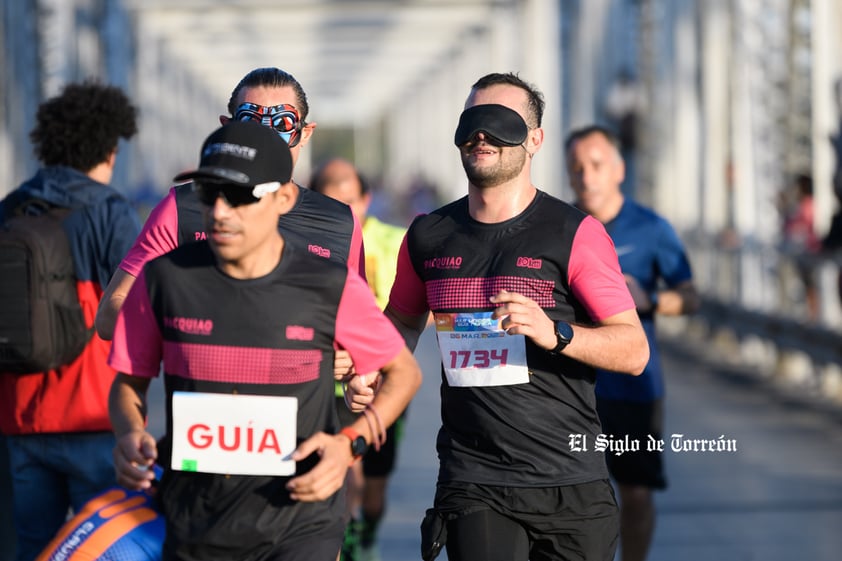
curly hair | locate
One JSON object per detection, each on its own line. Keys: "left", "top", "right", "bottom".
{"left": 30, "top": 80, "right": 138, "bottom": 171}
{"left": 471, "top": 72, "right": 545, "bottom": 129}
{"left": 227, "top": 67, "right": 310, "bottom": 124}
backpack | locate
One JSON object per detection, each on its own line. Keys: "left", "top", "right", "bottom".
{"left": 0, "top": 199, "right": 93, "bottom": 373}
{"left": 37, "top": 474, "right": 165, "bottom": 561}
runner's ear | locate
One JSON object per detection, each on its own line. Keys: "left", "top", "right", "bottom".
{"left": 275, "top": 182, "right": 297, "bottom": 216}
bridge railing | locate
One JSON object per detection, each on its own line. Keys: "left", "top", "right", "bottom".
{"left": 664, "top": 230, "right": 842, "bottom": 405}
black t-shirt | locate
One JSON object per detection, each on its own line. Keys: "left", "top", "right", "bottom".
{"left": 403, "top": 192, "right": 609, "bottom": 487}
{"left": 144, "top": 242, "right": 347, "bottom": 559}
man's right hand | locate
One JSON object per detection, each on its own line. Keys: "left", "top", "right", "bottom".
{"left": 333, "top": 349, "right": 356, "bottom": 381}
{"left": 343, "top": 372, "right": 381, "bottom": 412}
{"left": 113, "top": 430, "right": 158, "bottom": 491}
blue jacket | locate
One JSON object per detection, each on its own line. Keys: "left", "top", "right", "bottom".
{"left": 0, "top": 166, "right": 141, "bottom": 434}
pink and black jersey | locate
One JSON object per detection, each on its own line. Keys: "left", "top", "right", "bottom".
{"left": 108, "top": 241, "right": 403, "bottom": 558}
{"left": 389, "top": 190, "right": 634, "bottom": 488}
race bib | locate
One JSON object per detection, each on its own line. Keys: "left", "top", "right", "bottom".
{"left": 171, "top": 392, "right": 297, "bottom": 476}
{"left": 434, "top": 312, "right": 529, "bottom": 387}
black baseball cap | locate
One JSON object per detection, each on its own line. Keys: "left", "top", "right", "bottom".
{"left": 174, "top": 120, "right": 293, "bottom": 186}
{"left": 454, "top": 104, "right": 529, "bottom": 147}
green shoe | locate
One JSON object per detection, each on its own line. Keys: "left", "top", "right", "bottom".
{"left": 358, "top": 517, "right": 381, "bottom": 561}
{"left": 340, "top": 518, "right": 363, "bottom": 561}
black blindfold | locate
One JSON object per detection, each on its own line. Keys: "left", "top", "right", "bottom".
{"left": 454, "top": 104, "right": 529, "bottom": 147}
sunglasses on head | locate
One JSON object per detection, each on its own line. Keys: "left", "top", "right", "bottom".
{"left": 233, "top": 102, "right": 303, "bottom": 147}
{"left": 194, "top": 180, "right": 280, "bottom": 208}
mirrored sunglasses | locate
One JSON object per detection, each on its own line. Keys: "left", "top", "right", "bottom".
{"left": 233, "top": 102, "right": 303, "bottom": 147}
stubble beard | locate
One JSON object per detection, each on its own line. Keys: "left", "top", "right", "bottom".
{"left": 461, "top": 148, "right": 526, "bottom": 189}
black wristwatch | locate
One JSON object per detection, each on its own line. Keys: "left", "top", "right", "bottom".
{"left": 340, "top": 427, "right": 368, "bottom": 459}
{"left": 551, "top": 321, "right": 574, "bottom": 354}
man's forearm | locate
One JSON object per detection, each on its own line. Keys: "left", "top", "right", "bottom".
{"left": 95, "top": 297, "right": 123, "bottom": 341}
{"left": 346, "top": 346, "right": 422, "bottom": 442}
{"left": 560, "top": 310, "right": 649, "bottom": 375}
{"left": 95, "top": 269, "right": 137, "bottom": 340}
{"left": 108, "top": 374, "right": 150, "bottom": 437}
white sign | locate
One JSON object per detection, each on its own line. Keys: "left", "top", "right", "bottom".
{"left": 434, "top": 312, "right": 529, "bottom": 387}
{"left": 171, "top": 392, "right": 298, "bottom": 476}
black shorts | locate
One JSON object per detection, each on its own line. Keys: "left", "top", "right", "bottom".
{"left": 161, "top": 482, "right": 346, "bottom": 561}
{"left": 596, "top": 398, "right": 667, "bottom": 490}
{"left": 163, "top": 518, "right": 344, "bottom": 561}
{"left": 433, "top": 479, "right": 619, "bottom": 561}
{"left": 335, "top": 397, "right": 406, "bottom": 478}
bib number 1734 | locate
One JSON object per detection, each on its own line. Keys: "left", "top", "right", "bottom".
{"left": 448, "top": 348, "right": 509, "bottom": 369}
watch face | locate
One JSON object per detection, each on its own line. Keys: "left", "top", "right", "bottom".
{"left": 552, "top": 321, "right": 573, "bottom": 354}
{"left": 555, "top": 321, "right": 573, "bottom": 342}
{"left": 351, "top": 436, "right": 368, "bottom": 457}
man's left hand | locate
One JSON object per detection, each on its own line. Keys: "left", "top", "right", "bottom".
{"left": 490, "top": 289, "right": 556, "bottom": 350}
{"left": 285, "top": 432, "right": 353, "bottom": 502}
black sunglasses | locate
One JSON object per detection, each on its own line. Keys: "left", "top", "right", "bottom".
{"left": 194, "top": 182, "right": 262, "bottom": 208}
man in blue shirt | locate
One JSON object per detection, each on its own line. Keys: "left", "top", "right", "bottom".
{"left": 565, "top": 125, "right": 700, "bottom": 561}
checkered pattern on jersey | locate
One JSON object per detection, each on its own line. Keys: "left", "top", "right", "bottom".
{"left": 163, "top": 341, "right": 322, "bottom": 384}
{"left": 427, "top": 276, "right": 556, "bottom": 309}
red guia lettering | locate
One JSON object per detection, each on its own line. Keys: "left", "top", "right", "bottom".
{"left": 187, "top": 423, "right": 282, "bottom": 454}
